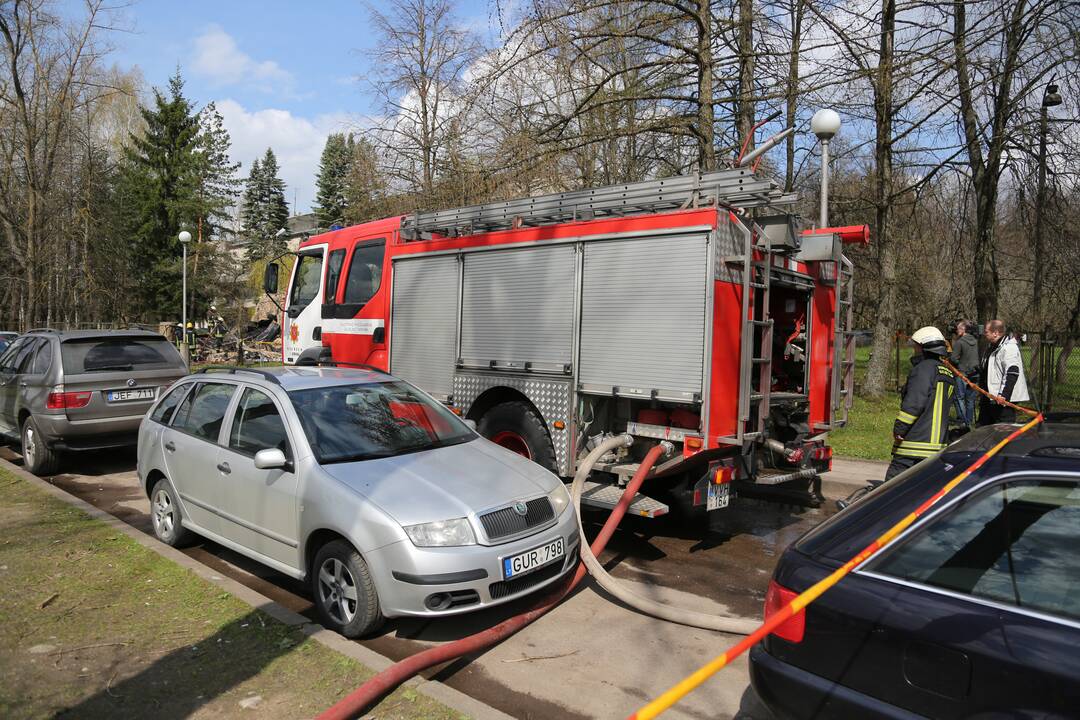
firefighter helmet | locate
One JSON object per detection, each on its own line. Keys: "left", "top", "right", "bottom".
{"left": 186, "top": 322, "right": 194, "bottom": 328}
{"left": 911, "top": 325, "right": 947, "bottom": 354}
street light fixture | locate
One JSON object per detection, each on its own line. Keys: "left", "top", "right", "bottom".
{"left": 1034, "top": 81, "right": 1062, "bottom": 324}
{"left": 179, "top": 230, "right": 192, "bottom": 366}
{"left": 811, "top": 109, "right": 841, "bottom": 227}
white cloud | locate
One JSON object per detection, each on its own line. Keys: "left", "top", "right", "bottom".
{"left": 193, "top": 25, "right": 293, "bottom": 93}
{"left": 215, "top": 99, "right": 352, "bottom": 214}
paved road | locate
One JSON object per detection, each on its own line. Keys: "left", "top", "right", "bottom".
{"left": 7, "top": 446, "right": 876, "bottom": 719}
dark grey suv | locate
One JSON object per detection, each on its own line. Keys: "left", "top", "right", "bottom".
{"left": 0, "top": 329, "right": 188, "bottom": 475}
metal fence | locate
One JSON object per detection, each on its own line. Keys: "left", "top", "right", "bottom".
{"left": 1030, "top": 336, "right": 1080, "bottom": 413}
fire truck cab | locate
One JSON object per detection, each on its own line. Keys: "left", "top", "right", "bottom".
{"left": 268, "top": 168, "right": 865, "bottom": 518}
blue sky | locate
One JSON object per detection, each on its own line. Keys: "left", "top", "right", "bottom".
{"left": 91, "top": 0, "right": 496, "bottom": 213}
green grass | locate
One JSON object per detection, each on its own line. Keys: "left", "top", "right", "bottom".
{"left": 0, "top": 468, "right": 466, "bottom": 720}
{"left": 830, "top": 345, "right": 909, "bottom": 461}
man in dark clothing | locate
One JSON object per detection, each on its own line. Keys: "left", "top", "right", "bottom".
{"left": 886, "top": 326, "right": 955, "bottom": 481}
{"left": 978, "top": 319, "right": 1029, "bottom": 426}
{"left": 949, "top": 320, "right": 979, "bottom": 425}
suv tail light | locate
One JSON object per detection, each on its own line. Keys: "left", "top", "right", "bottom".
{"left": 764, "top": 579, "right": 805, "bottom": 643}
{"left": 46, "top": 390, "right": 92, "bottom": 409}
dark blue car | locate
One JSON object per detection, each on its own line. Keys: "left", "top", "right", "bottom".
{"left": 750, "top": 418, "right": 1080, "bottom": 719}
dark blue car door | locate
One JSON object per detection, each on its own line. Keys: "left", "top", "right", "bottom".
{"left": 859, "top": 471, "right": 1080, "bottom": 719}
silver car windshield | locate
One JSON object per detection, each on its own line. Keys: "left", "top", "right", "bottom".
{"left": 288, "top": 381, "right": 474, "bottom": 464}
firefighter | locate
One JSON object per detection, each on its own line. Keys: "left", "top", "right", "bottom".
{"left": 185, "top": 321, "right": 196, "bottom": 359}
{"left": 885, "top": 326, "right": 955, "bottom": 481}
{"left": 207, "top": 306, "right": 226, "bottom": 349}
{"left": 174, "top": 323, "right": 184, "bottom": 351}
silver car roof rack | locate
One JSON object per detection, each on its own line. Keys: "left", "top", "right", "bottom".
{"left": 196, "top": 366, "right": 283, "bottom": 385}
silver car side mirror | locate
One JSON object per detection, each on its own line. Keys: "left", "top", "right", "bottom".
{"left": 464, "top": 418, "right": 477, "bottom": 431}
{"left": 254, "top": 448, "right": 288, "bottom": 470}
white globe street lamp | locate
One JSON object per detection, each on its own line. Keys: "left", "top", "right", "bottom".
{"left": 811, "top": 109, "right": 842, "bottom": 227}
{"left": 179, "top": 230, "right": 192, "bottom": 366}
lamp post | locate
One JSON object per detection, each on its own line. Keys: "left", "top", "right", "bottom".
{"left": 179, "top": 230, "right": 192, "bottom": 365}
{"left": 811, "top": 109, "right": 841, "bottom": 228}
{"left": 1034, "top": 81, "right": 1062, "bottom": 323}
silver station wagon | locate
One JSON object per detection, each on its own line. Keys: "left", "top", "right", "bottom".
{"left": 137, "top": 366, "right": 578, "bottom": 637}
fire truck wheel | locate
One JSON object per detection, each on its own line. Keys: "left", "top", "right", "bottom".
{"left": 477, "top": 401, "right": 558, "bottom": 474}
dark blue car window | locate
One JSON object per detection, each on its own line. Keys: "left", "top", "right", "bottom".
{"left": 869, "top": 478, "right": 1080, "bottom": 622}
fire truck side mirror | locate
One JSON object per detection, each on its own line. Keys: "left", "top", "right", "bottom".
{"left": 264, "top": 263, "right": 279, "bottom": 294}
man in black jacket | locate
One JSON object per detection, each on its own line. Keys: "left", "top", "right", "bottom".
{"left": 949, "top": 320, "right": 979, "bottom": 426}
{"left": 886, "top": 326, "right": 955, "bottom": 481}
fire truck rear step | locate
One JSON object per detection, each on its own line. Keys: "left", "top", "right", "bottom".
{"left": 579, "top": 480, "right": 669, "bottom": 518}
{"left": 754, "top": 468, "right": 819, "bottom": 485}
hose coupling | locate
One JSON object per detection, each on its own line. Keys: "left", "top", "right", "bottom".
{"left": 659, "top": 440, "right": 675, "bottom": 457}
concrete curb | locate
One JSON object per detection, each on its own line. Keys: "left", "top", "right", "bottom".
{"left": 0, "top": 457, "right": 514, "bottom": 720}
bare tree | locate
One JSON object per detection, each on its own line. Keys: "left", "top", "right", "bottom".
{"left": 366, "top": 0, "right": 482, "bottom": 203}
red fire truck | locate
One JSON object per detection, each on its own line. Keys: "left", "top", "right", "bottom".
{"left": 266, "top": 168, "right": 866, "bottom": 517}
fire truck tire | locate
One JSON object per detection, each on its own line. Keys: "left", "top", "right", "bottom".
{"left": 477, "top": 401, "right": 558, "bottom": 473}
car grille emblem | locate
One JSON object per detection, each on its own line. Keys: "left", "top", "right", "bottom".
{"left": 126, "top": 378, "right": 137, "bottom": 387}
{"left": 512, "top": 502, "right": 528, "bottom": 516}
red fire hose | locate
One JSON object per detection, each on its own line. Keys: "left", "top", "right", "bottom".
{"left": 317, "top": 437, "right": 666, "bottom": 720}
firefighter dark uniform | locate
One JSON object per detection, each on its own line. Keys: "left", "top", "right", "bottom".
{"left": 886, "top": 327, "right": 954, "bottom": 481}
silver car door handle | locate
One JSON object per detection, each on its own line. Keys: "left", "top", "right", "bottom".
{"left": 217, "top": 462, "right": 231, "bottom": 475}
{"left": 164, "top": 441, "right": 176, "bottom": 452}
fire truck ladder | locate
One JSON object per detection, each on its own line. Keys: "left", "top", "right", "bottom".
{"left": 722, "top": 228, "right": 774, "bottom": 445}
{"left": 400, "top": 169, "right": 798, "bottom": 237}
{"left": 832, "top": 256, "right": 856, "bottom": 426}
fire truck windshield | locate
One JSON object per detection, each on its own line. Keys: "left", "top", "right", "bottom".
{"left": 289, "top": 252, "right": 323, "bottom": 309}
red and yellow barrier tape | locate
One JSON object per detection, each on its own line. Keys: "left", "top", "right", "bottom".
{"left": 629, "top": 411, "right": 1044, "bottom": 720}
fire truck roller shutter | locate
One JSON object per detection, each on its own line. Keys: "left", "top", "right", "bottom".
{"left": 579, "top": 234, "right": 708, "bottom": 400}
{"left": 389, "top": 255, "right": 460, "bottom": 399}
{"left": 460, "top": 245, "right": 575, "bottom": 371}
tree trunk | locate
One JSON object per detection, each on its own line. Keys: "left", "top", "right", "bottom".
{"left": 862, "top": 0, "right": 897, "bottom": 398}
{"left": 695, "top": 0, "right": 716, "bottom": 170}
{"left": 735, "top": 0, "right": 755, "bottom": 150}
{"left": 784, "top": 0, "right": 804, "bottom": 192}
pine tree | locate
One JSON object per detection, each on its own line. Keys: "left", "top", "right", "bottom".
{"left": 314, "top": 133, "right": 354, "bottom": 228}
{"left": 344, "top": 137, "right": 387, "bottom": 224}
{"left": 122, "top": 71, "right": 202, "bottom": 319}
{"left": 241, "top": 148, "right": 290, "bottom": 260}
{"left": 193, "top": 102, "right": 242, "bottom": 241}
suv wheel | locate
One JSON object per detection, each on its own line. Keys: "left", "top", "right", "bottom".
{"left": 21, "top": 417, "right": 59, "bottom": 476}
{"left": 150, "top": 478, "right": 192, "bottom": 547}
{"left": 311, "top": 540, "right": 383, "bottom": 638}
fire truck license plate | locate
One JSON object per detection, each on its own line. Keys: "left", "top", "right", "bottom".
{"left": 503, "top": 537, "right": 565, "bottom": 579}
{"left": 707, "top": 482, "right": 730, "bottom": 511}
{"left": 106, "top": 388, "right": 155, "bottom": 402}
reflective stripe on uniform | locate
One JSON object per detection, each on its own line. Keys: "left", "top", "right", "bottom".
{"left": 930, "top": 382, "right": 944, "bottom": 446}
{"left": 897, "top": 410, "right": 917, "bottom": 424}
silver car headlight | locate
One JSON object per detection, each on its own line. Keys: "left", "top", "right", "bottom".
{"left": 403, "top": 518, "right": 477, "bottom": 547}
{"left": 548, "top": 483, "right": 572, "bottom": 517}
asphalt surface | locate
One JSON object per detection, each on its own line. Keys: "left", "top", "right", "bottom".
{"left": 5, "top": 445, "right": 880, "bottom": 719}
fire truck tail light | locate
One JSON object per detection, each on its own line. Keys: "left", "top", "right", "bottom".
{"left": 714, "top": 466, "right": 734, "bottom": 484}
{"left": 46, "top": 390, "right": 92, "bottom": 409}
{"left": 764, "top": 579, "right": 805, "bottom": 643}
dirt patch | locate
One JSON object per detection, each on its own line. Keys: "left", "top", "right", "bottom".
{"left": 0, "top": 468, "right": 467, "bottom": 720}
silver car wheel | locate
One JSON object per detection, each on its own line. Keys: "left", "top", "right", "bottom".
{"left": 22, "top": 423, "right": 36, "bottom": 467}
{"left": 152, "top": 488, "right": 175, "bottom": 538}
{"left": 318, "top": 557, "right": 358, "bottom": 625}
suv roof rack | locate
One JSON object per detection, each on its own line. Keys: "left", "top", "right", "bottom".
{"left": 196, "top": 366, "right": 282, "bottom": 385}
